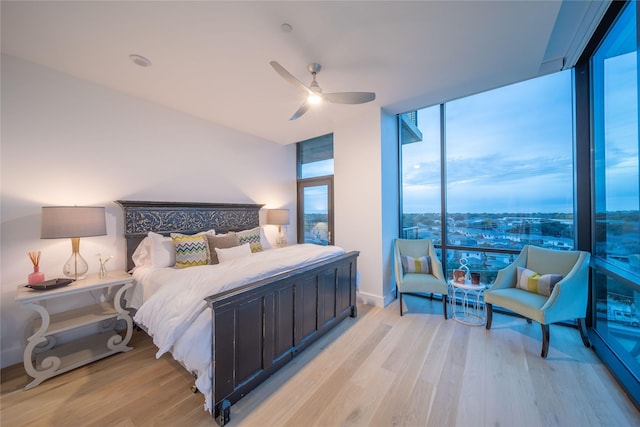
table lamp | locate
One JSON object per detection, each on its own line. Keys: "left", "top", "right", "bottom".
{"left": 266, "top": 209, "right": 290, "bottom": 247}
{"left": 41, "top": 206, "right": 107, "bottom": 280}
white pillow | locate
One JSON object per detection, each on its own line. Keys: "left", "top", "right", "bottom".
{"left": 131, "top": 237, "right": 151, "bottom": 267}
{"left": 148, "top": 231, "right": 176, "bottom": 268}
{"left": 215, "top": 243, "right": 251, "bottom": 263}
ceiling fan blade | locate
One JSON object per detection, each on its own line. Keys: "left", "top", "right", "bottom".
{"left": 290, "top": 102, "right": 310, "bottom": 120}
{"left": 270, "top": 61, "right": 311, "bottom": 94}
{"left": 323, "top": 92, "right": 376, "bottom": 104}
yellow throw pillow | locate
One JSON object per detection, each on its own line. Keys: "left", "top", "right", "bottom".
{"left": 171, "top": 234, "right": 210, "bottom": 268}
{"left": 516, "top": 266, "right": 563, "bottom": 296}
{"left": 401, "top": 255, "right": 432, "bottom": 274}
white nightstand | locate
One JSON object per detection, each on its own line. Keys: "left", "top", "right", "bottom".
{"left": 15, "top": 271, "right": 134, "bottom": 389}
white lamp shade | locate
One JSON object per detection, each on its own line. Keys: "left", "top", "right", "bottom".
{"left": 266, "top": 209, "right": 290, "bottom": 225}
{"left": 41, "top": 206, "right": 107, "bottom": 239}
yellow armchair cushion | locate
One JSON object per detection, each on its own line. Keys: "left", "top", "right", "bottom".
{"left": 400, "top": 272, "right": 448, "bottom": 295}
{"left": 485, "top": 288, "right": 549, "bottom": 323}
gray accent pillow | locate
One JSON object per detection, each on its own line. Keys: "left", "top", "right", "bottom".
{"left": 206, "top": 233, "right": 240, "bottom": 264}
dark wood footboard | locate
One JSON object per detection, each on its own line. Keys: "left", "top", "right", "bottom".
{"left": 206, "top": 251, "right": 359, "bottom": 425}
{"left": 116, "top": 200, "right": 358, "bottom": 424}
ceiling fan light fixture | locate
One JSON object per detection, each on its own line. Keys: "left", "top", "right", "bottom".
{"left": 308, "top": 93, "right": 322, "bottom": 104}
{"left": 270, "top": 60, "right": 375, "bottom": 120}
{"left": 308, "top": 81, "right": 322, "bottom": 104}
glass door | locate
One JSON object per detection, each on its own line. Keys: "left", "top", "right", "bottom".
{"left": 297, "top": 177, "right": 334, "bottom": 245}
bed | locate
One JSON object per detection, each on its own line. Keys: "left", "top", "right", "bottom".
{"left": 116, "top": 200, "right": 359, "bottom": 425}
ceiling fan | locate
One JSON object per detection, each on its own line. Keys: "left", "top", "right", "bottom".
{"left": 270, "top": 61, "right": 376, "bottom": 120}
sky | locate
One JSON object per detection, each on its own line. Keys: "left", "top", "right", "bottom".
{"left": 301, "top": 54, "right": 638, "bottom": 216}
{"left": 402, "top": 62, "right": 639, "bottom": 214}
{"left": 603, "top": 52, "right": 639, "bottom": 211}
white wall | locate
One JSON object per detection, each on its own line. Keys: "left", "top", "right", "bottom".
{"left": 0, "top": 55, "right": 296, "bottom": 367}
{"left": 333, "top": 106, "right": 397, "bottom": 307}
{"left": 380, "top": 110, "right": 400, "bottom": 304}
{"left": 1, "top": 54, "right": 398, "bottom": 370}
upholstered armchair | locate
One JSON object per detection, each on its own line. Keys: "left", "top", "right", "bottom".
{"left": 484, "top": 245, "right": 591, "bottom": 358}
{"left": 393, "top": 238, "right": 448, "bottom": 318}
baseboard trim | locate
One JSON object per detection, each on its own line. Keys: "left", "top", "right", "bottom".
{"left": 357, "top": 291, "right": 385, "bottom": 307}
{"left": 357, "top": 290, "right": 397, "bottom": 308}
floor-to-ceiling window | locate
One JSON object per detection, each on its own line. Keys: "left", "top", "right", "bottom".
{"left": 400, "top": 70, "right": 575, "bottom": 282}
{"left": 585, "top": 0, "right": 640, "bottom": 403}
{"left": 297, "top": 134, "right": 334, "bottom": 245}
{"left": 400, "top": 106, "right": 441, "bottom": 242}
{"left": 400, "top": 0, "right": 639, "bottom": 406}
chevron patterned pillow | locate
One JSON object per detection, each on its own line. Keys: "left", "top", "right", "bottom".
{"left": 236, "top": 227, "right": 264, "bottom": 253}
{"left": 171, "top": 234, "right": 210, "bottom": 268}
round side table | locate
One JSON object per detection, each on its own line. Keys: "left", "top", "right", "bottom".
{"left": 449, "top": 280, "right": 488, "bottom": 326}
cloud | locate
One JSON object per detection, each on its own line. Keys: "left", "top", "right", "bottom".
{"left": 402, "top": 65, "right": 638, "bottom": 213}
{"left": 404, "top": 70, "right": 575, "bottom": 213}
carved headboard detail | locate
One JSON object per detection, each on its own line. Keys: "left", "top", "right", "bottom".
{"left": 116, "top": 200, "right": 263, "bottom": 271}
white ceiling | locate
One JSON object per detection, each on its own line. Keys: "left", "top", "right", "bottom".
{"left": 1, "top": 1, "right": 609, "bottom": 145}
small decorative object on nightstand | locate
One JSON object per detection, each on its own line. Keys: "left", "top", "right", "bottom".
{"left": 15, "top": 271, "right": 134, "bottom": 389}
{"left": 27, "top": 251, "right": 45, "bottom": 285}
{"left": 97, "top": 254, "right": 112, "bottom": 278}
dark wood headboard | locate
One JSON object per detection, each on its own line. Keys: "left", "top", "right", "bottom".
{"left": 116, "top": 200, "right": 263, "bottom": 271}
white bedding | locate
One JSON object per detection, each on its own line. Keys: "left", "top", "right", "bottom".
{"left": 129, "top": 243, "right": 346, "bottom": 412}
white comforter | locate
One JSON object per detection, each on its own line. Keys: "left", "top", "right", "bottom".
{"left": 131, "top": 244, "right": 346, "bottom": 412}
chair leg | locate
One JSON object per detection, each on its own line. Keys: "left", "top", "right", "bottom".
{"left": 399, "top": 292, "right": 403, "bottom": 316}
{"left": 577, "top": 318, "right": 591, "bottom": 348}
{"left": 541, "top": 323, "right": 550, "bottom": 358}
{"left": 485, "top": 303, "right": 493, "bottom": 330}
{"left": 442, "top": 294, "right": 448, "bottom": 320}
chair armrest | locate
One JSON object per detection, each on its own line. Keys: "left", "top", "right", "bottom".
{"left": 428, "top": 245, "right": 446, "bottom": 282}
{"left": 393, "top": 241, "right": 403, "bottom": 287}
{"left": 540, "top": 251, "right": 590, "bottom": 322}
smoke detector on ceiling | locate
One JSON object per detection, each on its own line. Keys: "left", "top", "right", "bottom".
{"left": 281, "top": 23, "right": 293, "bottom": 33}
{"left": 129, "top": 54, "right": 151, "bottom": 68}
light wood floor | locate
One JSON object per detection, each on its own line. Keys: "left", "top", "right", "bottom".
{"left": 2, "top": 295, "right": 639, "bottom": 426}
